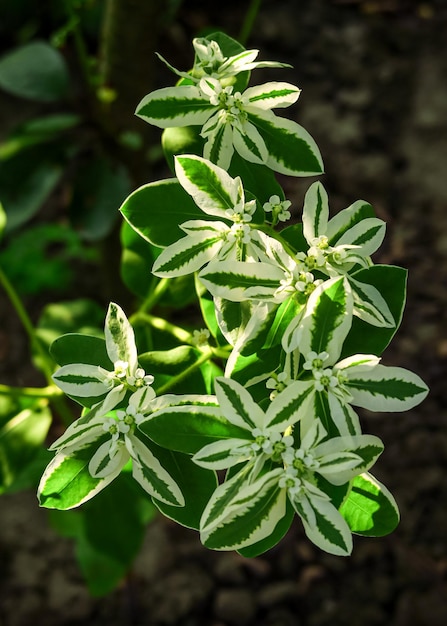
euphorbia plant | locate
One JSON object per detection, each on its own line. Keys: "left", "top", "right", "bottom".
{"left": 38, "top": 33, "right": 428, "bottom": 557}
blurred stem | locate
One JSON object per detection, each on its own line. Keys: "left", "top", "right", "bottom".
{"left": 139, "top": 278, "right": 171, "bottom": 314}
{"left": 0, "top": 384, "right": 60, "bottom": 399}
{"left": 63, "top": 0, "right": 95, "bottom": 89}
{"left": 0, "top": 267, "right": 53, "bottom": 384}
{"left": 239, "top": 0, "right": 263, "bottom": 45}
{"left": 132, "top": 311, "right": 192, "bottom": 344}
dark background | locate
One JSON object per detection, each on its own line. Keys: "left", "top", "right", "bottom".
{"left": 1, "top": 1, "right": 446, "bottom": 624}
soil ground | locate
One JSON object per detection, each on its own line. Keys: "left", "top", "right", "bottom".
{"left": 1, "top": 1, "right": 447, "bottom": 624}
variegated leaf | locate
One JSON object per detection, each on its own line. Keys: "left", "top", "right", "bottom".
{"left": 302, "top": 181, "right": 329, "bottom": 243}
{"left": 135, "top": 86, "right": 214, "bottom": 128}
{"left": 313, "top": 434, "right": 384, "bottom": 485}
{"left": 336, "top": 218, "right": 386, "bottom": 257}
{"left": 350, "top": 277, "right": 395, "bottom": 328}
{"left": 175, "top": 155, "right": 241, "bottom": 216}
{"left": 130, "top": 435, "right": 185, "bottom": 506}
{"left": 215, "top": 377, "right": 264, "bottom": 431}
{"left": 52, "top": 363, "right": 109, "bottom": 398}
{"left": 89, "top": 440, "right": 128, "bottom": 478}
{"left": 247, "top": 109, "right": 324, "bottom": 176}
{"left": 326, "top": 200, "right": 375, "bottom": 244}
{"left": 105, "top": 302, "right": 138, "bottom": 372}
{"left": 38, "top": 444, "right": 118, "bottom": 510}
{"left": 152, "top": 232, "right": 224, "bottom": 277}
{"left": 263, "top": 380, "right": 314, "bottom": 431}
{"left": 292, "top": 490, "right": 353, "bottom": 556}
{"left": 192, "top": 438, "right": 252, "bottom": 469}
{"left": 232, "top": 122, "right": 268, "bottom": 165}
{"left": 346, "top": 364, "right": 428, "bottom": 412}
{"left": 199, "top": 260, "right": 283, "bottom": 301}
{"left": 327, "top": 392, "right": 361, "bottom": 436}
{"left": 295, "top": 277, "right": 353, "bottom": 364}
{"left": 203, "top": 114, "right": 234, "bottom": 169}
{"left": 244, "top": 82, "right": 300, "bottom": 109}
{"left": 201, "top": 469, "right": 286, "bottom": 550}
{"left": 48, "top": 417, "right": 104, "bottom": 452}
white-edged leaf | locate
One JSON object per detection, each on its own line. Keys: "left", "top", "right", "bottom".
{"left": 244, "top": 82, "right": 300, "bottom": 110}
{"left": 336, "top": 218, "right": 386, "bottom": 257}
{"left": 38, "top": 445, "right": 118, "bottom": 510}
{"left": 294, "top": 277, "right": 353, "bottom": 364}
{"left": 201, "top": 469, "right": 286, "bottom": 550}
{"left": 350, "top": 277, "right": 395, "bottom": 328}
{"left": 129, "top": 435, "right": 185, "bottom": 506}
{"left": 105, "top": 302, "right": 138, "bottom": 371}
{"left": 327, "top": 392, "right": 361, "bottom": 436}
{"left": 49, "top": 418, "right": 104, "bottom": 451}
{"left": 232, "top": 122, "right": 268, "bottom": 165}
{"left": 199, "top": 260, "right": 283, "bottom": 301}
{"left": 302, "top": 181, "right": 329, "bottom": 243}
{"left": 202, "top": 113, "right": 234, "bottom": 169}
{"left": 52, "top": 363, "right": 108, "bottom": 397}
{"left": 346, "top": 364, "right": 428, "bottom": 412}
{"left": 175, "top": 154, "right": 241, "bottom": 216}
{"left": 292, "top": 490, "right": 353, "bottom": 556}
{"left": 247, "top": 109, "right": 324, "bottom": 176}
{"left": 135, "top": 86, "right": 214, "bottom": 128}
{"left": 192, "top": 438, "right": 252, "bottom": 469}
{"left": 313, "top": 434, "right": 384, "bottom": 485}
{"left": 89, "top": 439, "right": 128, "bottom": 478}
{"left": 152, "top": 233, "right": 223, "bottom": 277}
{"left": 215, "top": 377, "right": 264, "bottom": 431}
{"left": 264, "top": 380, "right": 314, "bottom": 431}
{"left": 326, "top": 200, "right": 375, "bottom": 243}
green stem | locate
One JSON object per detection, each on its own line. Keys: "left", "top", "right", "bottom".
{"left": 239, "top": 0, "right": 263, "bottom": 45}
{"left": 63, "top": 0, "right": 95, "bottom": 89}
{"left": 132, "top": 311, "right": 193, "bottom": 344}
{"left": 0, "top": 267, "right": 54, "bottom": 384}
{"left": 156, "top": 347, "right": 214, "bottom": 395}
{"left": 138, "top": 278, "right": 171, "bottom": 315}
{"left": 0, "top": 383, "right": 61, "bottom": 399}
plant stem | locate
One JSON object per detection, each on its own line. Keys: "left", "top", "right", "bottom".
{"left": 0, "top": 384, "right": 61, "bottom": 399}
{"left": 132, "top": 311, "right": 192, "bottom": 344}
{"left": 156, "top": 347, "right": 214, "bottom": 395}
{"left": 139, "top": 278, "right": 171, "bottom": 315}
{"left": 0, "top": 267, "right": 54, "bottom": 384}
{"left": 239, "top": 0, "right": 263, "bottom": 45}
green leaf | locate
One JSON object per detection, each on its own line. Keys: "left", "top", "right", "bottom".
{"left": 228, "top": 152, "right": 284, "bottom": 206}
{"left": 120, "top": 179, "right": 207, "bottom": 247}
{"left": 0, "top": 41, "right": 70, "bottom": 101}
{"left": 139, "top": 345, "right": 211, "bottom": 395}
{"left": 69, "top": 155, "right": 131, "bottom": 241}
{"left": 0, "top": 403, "right": 52, "bottom": 493}
{"left": 140, "top": 405, "right": 247, "bottom": 454}
{"left": 38, "top": 440, "right": 116, "bottom": 510}
{"left": 50, "top": 333, "right": 111, "bottom": 369}
{"left": 341, "top": 265, "right": 407, "bottom": 358}
{"left": 247, "top": 110, "right": 324, "bottom": 176}
{"left": 105, "top": 302, "right": 137, "bottom": 369}
{"left": 0, "top": 155, "right": 63, "bottom": 231}
{"left": 150, "top": 447, "right": 218, "bottom": 529}
{"left": 162, "top": 126, "right": 205, "bottom": 172}
{"left": 152, "top": 231, "right": 224, "bottom": 277}
{"left": 49, "top": 474, "right": 156, "bottom": 596}
{"left": 340, "top": 472, "right": 400, "bottom": 537}
{"left": 199, "top": 260, "right": 283, "bottom": 301}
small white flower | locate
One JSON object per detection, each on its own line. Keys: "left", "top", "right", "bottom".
{"left": 263, "top": 195, "right": 292, "bottom": 223}
{"left": 303, "top": 351, "right": 330, "bottom": 372}
{"left": 192, "top": 328, "right": 211, "bottom": 347}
